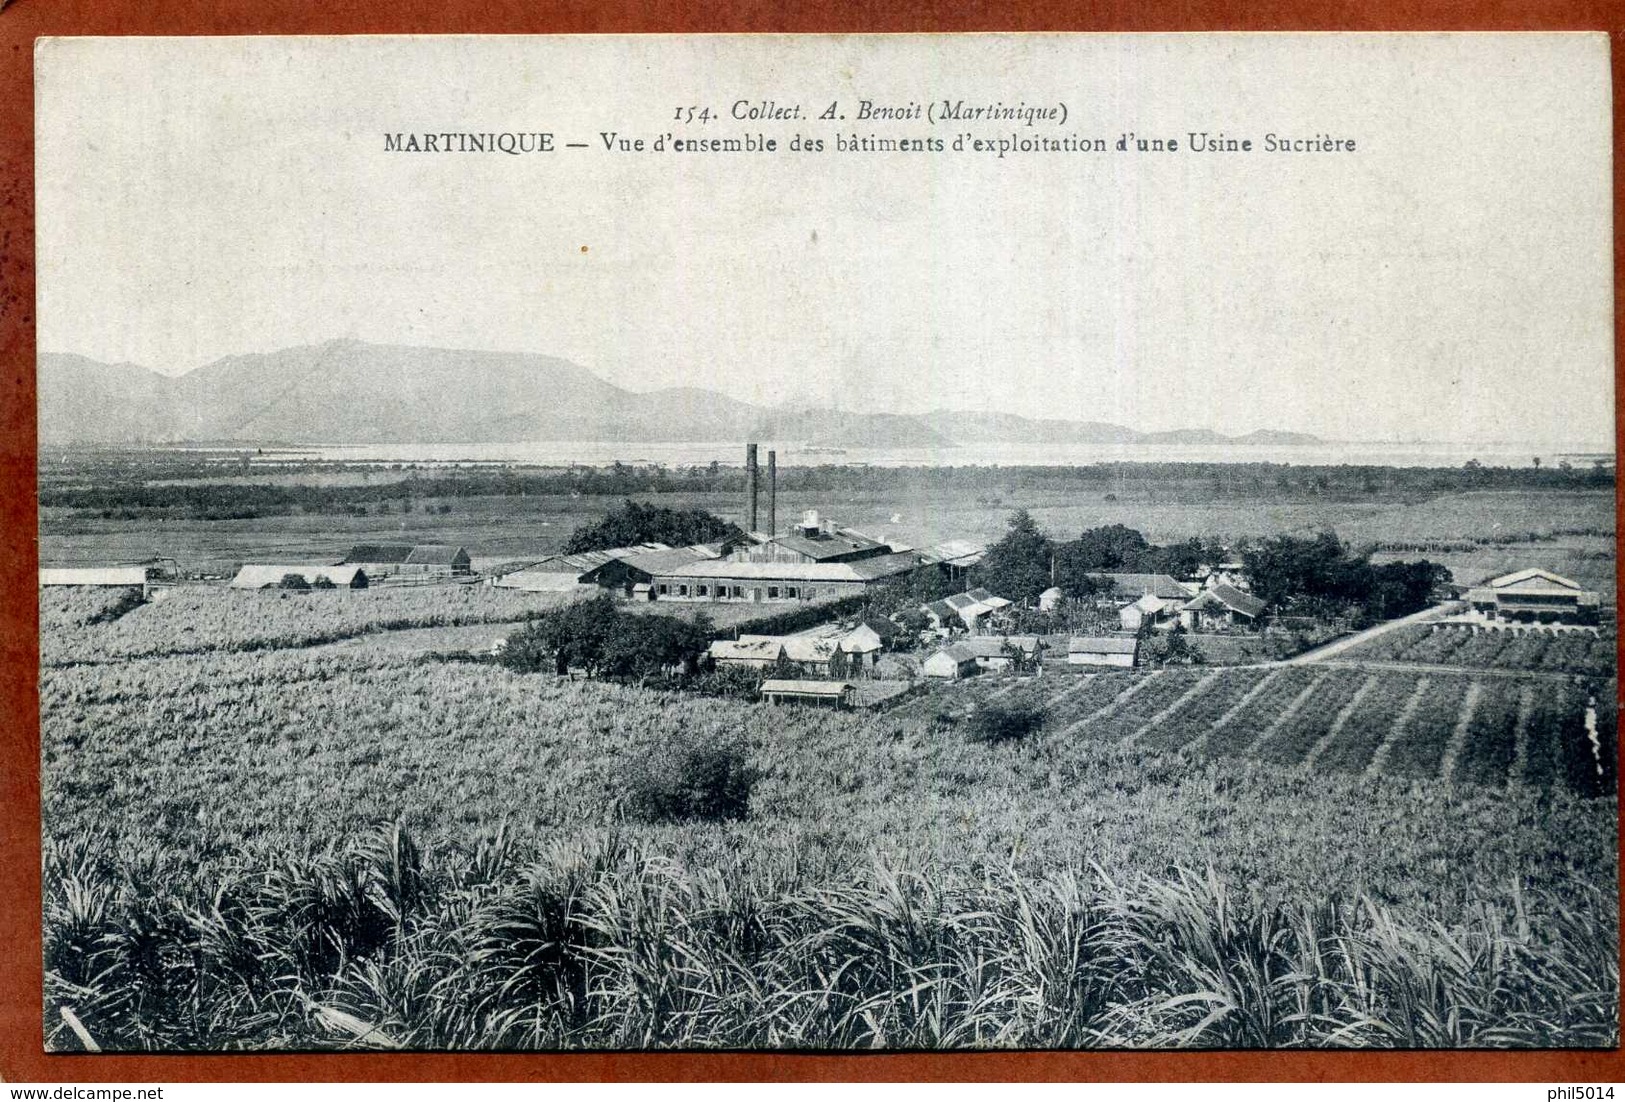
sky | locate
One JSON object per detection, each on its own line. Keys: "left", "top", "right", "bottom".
{"left": 35, "top": 34, "right": 1615, "bottom": 445}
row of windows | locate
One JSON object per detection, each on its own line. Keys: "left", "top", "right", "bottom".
{"left": 653, "top": 582, "right": 812, "bottom": 599}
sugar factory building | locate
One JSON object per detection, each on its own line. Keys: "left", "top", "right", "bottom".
{"left": 649, "top": 443, "right": 929, "bottom": 603}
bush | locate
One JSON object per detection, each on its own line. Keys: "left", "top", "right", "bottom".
{"left": 965, "top": 702, "right": 1046, "bottom": 745}
{"left": 622, "top": 733, "right": 757, "bottom": 823}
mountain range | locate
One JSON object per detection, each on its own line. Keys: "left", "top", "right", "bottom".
{"left": 38, "top": 340, "right": 1323, "bottom": 449}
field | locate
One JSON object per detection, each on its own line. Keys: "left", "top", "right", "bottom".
{"left": 899, "top": 665, "right": 1613, "bottom": 795}
{"left": 36, "top": 460, "right": 1620, "bottom": 1050}
{"left": 42, "top": 474, "right": 1616, "bottom": 598}
{"left": 1340, "top": 623, "right": 1617, "bottom": 677}
{"left": 40, "top": 589, "right": 1619, "bottom": 1049}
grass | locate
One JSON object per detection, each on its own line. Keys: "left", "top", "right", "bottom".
{"left": 41, "top": 823, "right": 1617, "bottom": 1051}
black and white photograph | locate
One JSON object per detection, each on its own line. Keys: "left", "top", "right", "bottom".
{"left": 33, "top": 33, "right": 1617, "bottom": 1052}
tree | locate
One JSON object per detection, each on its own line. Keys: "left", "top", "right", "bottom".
{"left": 564, "top": 499, "right": 741, "bottom": 554}
{"left": 974, "top": 510, "right": 1055, "bottom": 603}
{"left": 278, "top": 573, "right": 309, "bottom": 591}
{"left": 965, "top": 702, "right": 1046, "bottom": 745}
{"left": 1070, "top": 524, "right": 1151, "bottom": 571}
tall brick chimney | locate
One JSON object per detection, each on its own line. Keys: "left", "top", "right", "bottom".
{"left": 745, "top": 443, "right": 759, "bottom": 533}
{"left": 767, "top": 449, "right": 777, "bottom": 536}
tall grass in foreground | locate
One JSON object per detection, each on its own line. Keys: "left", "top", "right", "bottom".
{"left": 44, "top": 825, "right": 1617, "bottom": 1051}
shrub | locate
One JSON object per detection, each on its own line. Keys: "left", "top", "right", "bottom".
{"left": 278, "top": 573, "right": 310, "bottom": 591}
{"left": 622, "top": 733, "right": 756, "bottom": 823}
{"left": 966, "top": 702, "right": 1046, "bottom": 745}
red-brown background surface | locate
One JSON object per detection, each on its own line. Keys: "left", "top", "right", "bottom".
{"left": 0, "top": 0, "right": 1621, "bottom": 1083}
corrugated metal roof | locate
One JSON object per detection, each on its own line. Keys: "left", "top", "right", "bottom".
{"left": 771, "top": 529, "right": 887, "bottom": 561}
{"left": 844, "top": 552, "right": 929, "bottom": 581}
{"left": 925, "top": 540, "right": 987, "bottom": 565}
{"left": 1487, "top": 568, "right": 1584, "bottom": 592}
{"left": 39, "top": 567, "right": 149, "bottom": 587}
{"left": 609, "top": 545, "right": 718, "bottom": 576}
{"left": 932, "top": 644, "right": 979, "bottom": 664}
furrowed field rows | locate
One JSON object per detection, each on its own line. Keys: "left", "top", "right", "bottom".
{"left": 1254, "top": 668, "right": 1372, "bottom": 765}
{"left": 1080, "top": 671, "right": 1210, "bottom": 743}
{"left": 1452, "top": 679, "right": 1523, "bottom": 787}
{"left": 1362, "top": 675, "right": 1474, "bottom": 780}
{"left": 1344, "top": 623, "right": 1616, "bottom": 677}
{"left": 1201, "top": 668, "right": 1323, "bottom": 758}
{"left": 40, "top": 585, "right": 585, "bottom": 665}
{"left": 1136, "top": 668, "right": 1273, "bottom": 752}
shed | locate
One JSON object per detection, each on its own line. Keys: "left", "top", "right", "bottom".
{"left": 923, "top": 644, "right": 980, "bottom": 679}
{"left": 1068, "top": 636, "right": 1140, "bottom": 668}
{"left": 1038, "top": 586, "right": 1065, "bottom": 611}
{"left": 760, "top": 679, "right": 854, "bottom": 708}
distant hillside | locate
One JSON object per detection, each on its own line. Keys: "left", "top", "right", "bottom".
{"left": 37, "top": 340, "right": 1325, "bottom": 449}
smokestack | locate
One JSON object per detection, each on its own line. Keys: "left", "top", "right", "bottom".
{"left": 767, "top": 449, "right": 777, "bottom": 536}
{"left": 745, "top": 443, "right": 759, "bottom": 533}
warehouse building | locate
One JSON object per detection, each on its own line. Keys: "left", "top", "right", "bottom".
{"left": 1466, "top": 568, "right": 1602, "bottom": 624}
{"left": 651, "top": 550, "right": 925, "bottom": 603}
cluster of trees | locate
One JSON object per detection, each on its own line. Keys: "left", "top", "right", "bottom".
{"left": 1241, "top": 532, "right": 1450, "bottom": 621}
{"left": 500, "top": 595, "right": 711, "bottom": 681}
{"left": 966, "top": 511, "right": 1449, "bottom": 626}
{"left": 972, "top": 513, "right": 1226, "bottom": 604}
{"left": 562, "top": 500, "right": 740, "bottom": 554}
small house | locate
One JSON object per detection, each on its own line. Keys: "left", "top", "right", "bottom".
{"left": 922, "top": 599, "right": 960, "bottom": 632}
{"left": 923, "top": 643, "right": 980, "bottom": 679}
{"left": 1068, "top": 636, "right": 1140, "bottom": 668}
{"left": 840, "top": 617, "right": 899, "bottom": 670}
{"left": 1179, "top": 583, "right": 1266, "bottom": 631}
{"left": 965, "top": 587, "right": 1013, "bottom": 612}
{"left": 1119, "top": 593, "right": 1178, "bottom": 633}
{"left": 1038, "top": 586, "right": 1065, "bottom": 612}
{"left": 952, "top": 634, "right": 1044, "bottom": 671}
